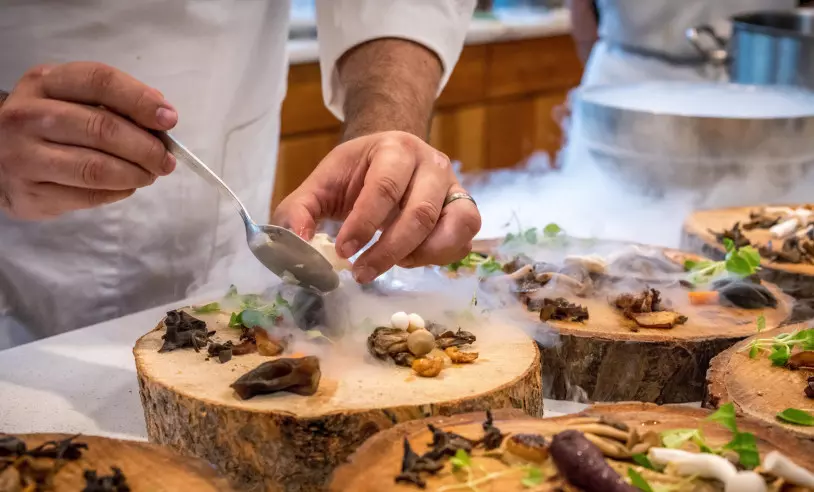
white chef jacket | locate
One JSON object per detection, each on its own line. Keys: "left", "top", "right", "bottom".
{"left": 0, "top": 0, "right": 475, "bottom": 350}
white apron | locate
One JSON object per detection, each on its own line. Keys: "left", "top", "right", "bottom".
{"left": 0, "top": 0, "right": 473, "bottom": 350}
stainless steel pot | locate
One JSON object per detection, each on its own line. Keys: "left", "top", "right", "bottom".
{"left": 687, "top": 10, "right": 814, "bottom": 90}
{"left": 572, "top": 82, "right": 814, "bottom": 195}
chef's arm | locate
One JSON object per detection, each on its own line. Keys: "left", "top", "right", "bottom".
{"left": 567, "top": 0, "right": 599, "bottom": 65}
{"left": 315, "top": 0, "right": 475, "bottom": 142}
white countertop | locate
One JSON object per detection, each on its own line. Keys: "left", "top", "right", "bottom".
{"left": 288, "top": 7, "right": 571, "bottom": 65}
{"left": 0, "top": 292, "right": 587, "bottom": 441}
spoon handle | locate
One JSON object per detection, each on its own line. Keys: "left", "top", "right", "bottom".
{"left": 155, "top": 131, "right": 254, "bottom": 225}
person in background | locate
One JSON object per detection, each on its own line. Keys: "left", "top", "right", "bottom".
{"left": 0, "top": 0, "right": 481, "bottom": 350}
{"left": 567, "top": 0, "right": 801, "bottom": 88}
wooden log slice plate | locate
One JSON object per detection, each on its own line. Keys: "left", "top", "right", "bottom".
{"left": 134, "top": 308, "right": 542, "bottom": 492}
{"left": 329, "top": 403, "right": 814, "bottom": 492}
{"left": 681, "top": 205, "right": 814, "bottom": 299}
{"left": 2, "top": 433, "right": 231, "bottom": 491}
{"left": 706, "top": 323, "right": 814, "bottom": 441}
{"left": 472, "top": 238, "right": 793, "bottom": 404}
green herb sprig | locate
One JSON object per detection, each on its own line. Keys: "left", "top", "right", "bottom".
{"left": 658, "top": 403, "right": 760, "bottom": 469}
{"left": 685, "top": 238, "right": 761, "bottom": 285}
{"left": 742, "top": 327, "right": 814, "bottom": 366}
{"left": 225, "top": 286, "right": 291, "bottom": 330}
{"left": 446, "top": 252, "right": 503, "bottom": 276}
{"left": 438, "top": 449, "right": 544, "bottom": 491}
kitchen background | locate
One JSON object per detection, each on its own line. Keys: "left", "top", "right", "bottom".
{"left": 275, "top": 0, "right": 577, "bottom": 211}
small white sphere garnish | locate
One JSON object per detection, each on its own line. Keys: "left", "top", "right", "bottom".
{"left": 407, "top": 313, "right": 425, "bottom": 333}
{"left": 391, "top": 311, "right": 409, "bottom": 330}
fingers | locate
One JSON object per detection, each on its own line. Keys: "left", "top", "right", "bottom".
{"left": 335, "top": 142, "right": 417, "bottom": 259}
{"left": 272, "top": 192, "right": 322, "bottom": 241}
{"left": 398, "top": 186, "right": 482, "bottom": 268}
{"left": 351, "top": 151, "right": 453, "bottom": 283}
{"left": 30, "top": 99, "right": 174, "bottom": 176}
{"left": 9, "top": 183, "right": 135, "bottom": 220}
{"left": 26, "top": 142, "right": 156, "bottom": 190}
{"left": 40, "top": 61, "right": 177, "bottom": 130}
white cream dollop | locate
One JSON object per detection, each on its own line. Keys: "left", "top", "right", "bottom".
{"left": 309, "top": 233, "right": 352, "bottom": 272}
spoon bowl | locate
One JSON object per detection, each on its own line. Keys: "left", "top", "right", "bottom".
{"left": 157, "top": 132, "right": 340, "bottom": 293}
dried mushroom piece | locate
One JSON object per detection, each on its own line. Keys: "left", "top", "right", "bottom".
{"left": 424, "top": 424, "right": 475, "bottom": 460}
{"left": 367, "top": 327, "right": 409, "bottom": 360}
{"left": 788, "top": 351, "right": 814, "bottom": 370}
{"left": 82, "top": 467, "right": 130, "bottom": 492}
{"left": 159, "top": 310, "right": 213, "bottom": 353}
{"left": 806, "top": 376, "right": 814, "bottom": 399}
{"left": 207, "top": 341, "right": 233, "bottom": 363}
{"left": 627, "top": 311, "right": 687, "bottom": 329}
{"left": 0, "top": 436, "right": 25, "bottom": 457}
{"left": 539, "top": 298, "right": 589, "bottom": 323}
{"left": 254, "top": 327, "right": 289, "bottom": 356}
{"left": 434, "top": 328, "right": 476, "bottom": 349}
{"left": 478, "top": 410, "right": 506, "bottom": 451}
{"left": 710, "top": 223, "right": 751, "bottom": 249}
{"left": 394, "top": 438, "right": 443, "bottom": 488}
{"left": 231, "top": 356, "right": 321, "bottom": 399}
{"left": 743, "top": 210, "right": 783, "bottom": 230}
{"left": 0, "top": 435, "right": 90, "bottom": 491}
{"left": 613, "top": 288, "right": 662, "bottom": 314}
{"left": 549, "top": 430, "right": 637, "bottom": 492}
{"left": 412, "top": 357, "right": 444, "bottom": 378}
{"left": 444, "top": 347, "right": 478, "bottom": 364}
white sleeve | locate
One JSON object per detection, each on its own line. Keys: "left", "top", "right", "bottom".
{"left": 315, "top": 0, "right": 476, "bottom": 121}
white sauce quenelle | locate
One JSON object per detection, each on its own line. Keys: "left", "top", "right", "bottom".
{"left": 309, "top": 233, "right": 352, "bottom": 272}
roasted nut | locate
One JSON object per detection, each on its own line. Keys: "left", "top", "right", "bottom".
{"left": 407, "top": 313, "right": 425, "bottom": 333}
{"left": 505, "top": 434, "right": 549, "bottom": 463}
{"left": 412, "top": 357, "right": 444, "bottom": 378}
{"left": 407, "top": 329, "right": 435, "bottom": 357}
{"left": 444, "top": 346, "right": 479, "bottom": 363}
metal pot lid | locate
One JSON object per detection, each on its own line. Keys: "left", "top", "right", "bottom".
{"left": 576, "top": 82, "right": 814, "bottom": 120}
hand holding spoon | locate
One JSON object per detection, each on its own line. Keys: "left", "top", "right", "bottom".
{"left": 156, "top": 132, "right": 340, "bottom": 293}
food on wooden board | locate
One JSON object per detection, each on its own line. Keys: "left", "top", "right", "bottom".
{"left": 0, "top": 434, "right": 131, "bottom": 492}
{"left": 711, "top": 206, "right": 814, "bottom": 265}
{"left": 230, "top": 356, "right": 321, "bottom": 399}
{"left": 742, "top": 325, "right": 814, "bottom": 400}
{"left": 368, "top": 315, "right": 479, "bottom": 377}
{"left": 537, "top": 297, "right": 590, "bottom": 322}
{"left": 389, "top": 405, "right": 814, "bottom": 492}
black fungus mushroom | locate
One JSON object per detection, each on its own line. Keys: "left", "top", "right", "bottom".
{"left": 424, "top": 424, "right": 475, "bottom": 460}
{"left": 479, "top": 410, "right": 506, "bottom": 451}
{"left": 230, "top": 356, "right": 321, "bottom": 399}
{"left": 715, "top": 281, "right": 778, "bottom": 309}
{"left": 28, "top": 434, "right": 88, "bottom": 460}
{"left": 539, "top": 298, "right": 589, "bottom": 322}
{"left": 82, "top": 467, "right": 130, "bottom": 492}
{"left": 0, "top": 436, "right": 25, "bottom": 457}
{"left": 743, "top": 211, "right": 782, "bottom": 230}
{"left": 549, "top": 430, "right": 637, "bottom": 492}
{"left": 394, "top": 438, "right": 444, "bottom": 489}
{"left": 806, "top": 376, "right": 814, "bottom": 399}
{"left": 159, "top": 310, "right": 213, "bottom": 353}
{"left": 207, "top": 341, "right": 233, "bottom": 363}
{"left": 709, "top": 223, "right": 751, "bottom": 249}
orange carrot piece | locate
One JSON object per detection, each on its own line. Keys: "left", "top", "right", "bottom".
{"left": 688, "top": 291, "right": 720, "bottom": 305}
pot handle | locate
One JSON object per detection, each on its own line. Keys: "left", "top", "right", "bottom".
{"left": 686, "top": 25, "right": 728, "bottom": 65}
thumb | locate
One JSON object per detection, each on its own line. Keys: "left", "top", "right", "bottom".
{"left": 272, "top": 196, "right": 319, "bottom": 242}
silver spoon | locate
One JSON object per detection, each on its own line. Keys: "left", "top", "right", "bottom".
{"left": 156, "top": 132, "right": 340, "bottom": 293}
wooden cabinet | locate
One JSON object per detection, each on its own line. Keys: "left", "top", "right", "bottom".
{"left": 273, "top": 34, "right": 582, "bottom": 211}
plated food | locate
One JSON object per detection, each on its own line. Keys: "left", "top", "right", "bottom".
{"left": 133, "top": 260, "right": 542, "bottom": 491}
{"left": 0, "top": 433, "right": 229, "bottom": 492}
{"left": 458, "top": 228, "right": 790, "bottom": 403}
{"left": 330, "top": 403, "right": 814, "bottom": 492}
{"left": 707, "top": 323, "right": 814, "bottom": 440}
{"left": 682, "top": 205, "right": 814, "bottom": 301}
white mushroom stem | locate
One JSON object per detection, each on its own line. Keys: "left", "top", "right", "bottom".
{"left": 648, "top": 448, "right": 737, "bottom": 482}
{"left": 771, "top": 218, "right": 800, "bottom": 239}
{"left": 724, "top": 471, "right": 767, "bottom": 492}
{"left": 507, "top": 264, "right": 533, "bottom": 280}
{"left": 763, "top": 451, "right": 814, "bottom": 488}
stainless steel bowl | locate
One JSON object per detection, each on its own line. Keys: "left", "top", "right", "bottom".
{"left": 573, "top": 82, "right": 814, "bottom": 194}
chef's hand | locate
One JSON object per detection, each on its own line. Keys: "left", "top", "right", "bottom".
{"left": 0, "top": 62, "right": 177, "bottom": 220}
{"left": 273, "top": 131, "right": 482, "bottom": 283}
